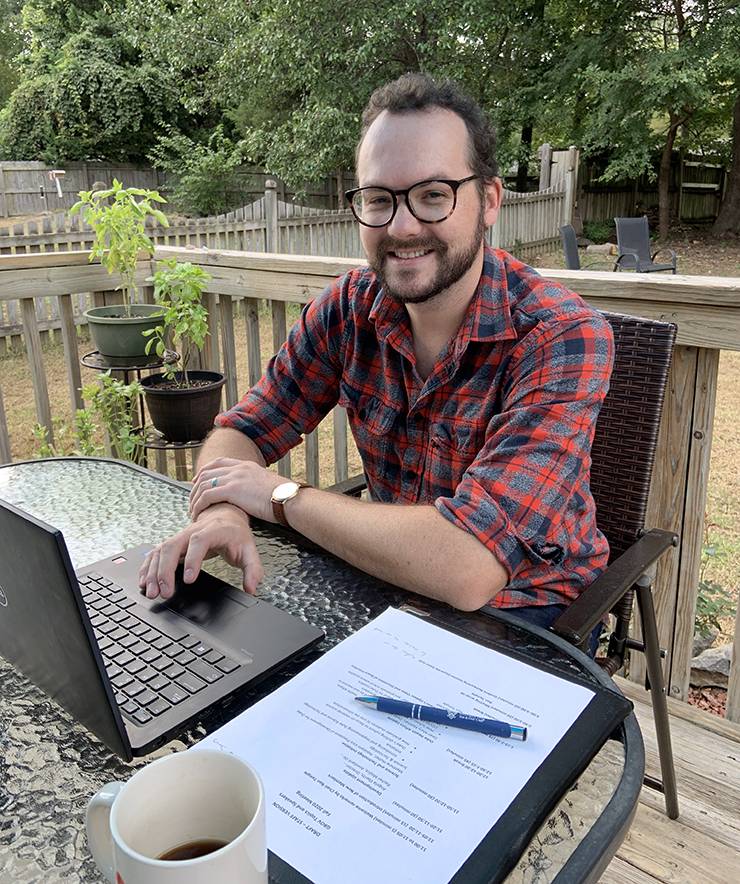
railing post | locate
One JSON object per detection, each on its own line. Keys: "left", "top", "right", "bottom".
{"left": 538, "top": 143, "right": 552, "bottom": 190}
{"left": 562, "top": 145, "right": 579, "bottom": 226}
{"left": 0, "top": 387, "right": 10, "bottom": 463}
{"left": 20, "top": 298, "right": 53, "bottom": 445}
{"left": 264, "top": 179, "right": 279, "bottom": 254}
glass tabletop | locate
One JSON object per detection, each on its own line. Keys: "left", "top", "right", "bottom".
{"left": 0, "top": 458, "right": 633, "bottom": 883}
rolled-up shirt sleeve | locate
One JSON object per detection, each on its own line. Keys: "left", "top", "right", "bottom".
{"left": 434, "top": 311, "right": 614, "bottom": 583}
{"left": 214, "top": 278, "right": 345, "bottom": 465}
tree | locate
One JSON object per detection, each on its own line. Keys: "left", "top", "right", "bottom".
{"left": 714, "top": 94, "right": 740, "bottom": 234}
{"left": 0, "top": 1, "right": 24, "bottom": 109}
{"left": 575, "top": 1, "right": 731, "bottom": 240}
{"left": 0, "top": 0, "right": 189, "bottom": 162}
{"left": 712, "top": 9, "right": 740, "bottom": 235}
{"left": 120, "top": 0, "right": 607, "bottom": 187}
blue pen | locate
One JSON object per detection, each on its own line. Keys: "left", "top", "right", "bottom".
{"left": 356, "top": 696, "right": 527, "bottom": 741}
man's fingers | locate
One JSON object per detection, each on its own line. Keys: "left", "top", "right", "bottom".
{"left": 241, "top": 539, "right": 264, "bottom": 595}
{"left": 142, "top": 547, "right": 161, "bottom": 599}
{"left": 192, "top": 457, "right": 240, "bottom": 484}
{"left": 182, "top": 530, "right": 209, "bottom": 585}
{"left": 155, "top": 535, "right": 188, "bottom": 599}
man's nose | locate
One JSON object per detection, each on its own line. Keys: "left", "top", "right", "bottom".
{"left": 386, "top": 196, "right": 423, "bottom": 238}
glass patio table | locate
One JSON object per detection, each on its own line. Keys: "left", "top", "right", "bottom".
{"left": 0, "top": 457, "right": 643, "bottom": 883}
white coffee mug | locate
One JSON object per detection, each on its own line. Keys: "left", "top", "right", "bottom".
{"left": 86, "top": 749, "right": 268, "bottom": 883}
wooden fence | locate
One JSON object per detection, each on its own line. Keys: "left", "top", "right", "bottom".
{"left": 0, "top": 177, "right": 573, "bottom": 347}
{"left": 0, "top": 161, "right": 357, "bottom": 218}
{"left": 0, "top": 246, "right": 738, "bottom": 722}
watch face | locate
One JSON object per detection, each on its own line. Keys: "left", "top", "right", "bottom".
{"left": 273, "top": 481, "right": 299, "bottom": 503}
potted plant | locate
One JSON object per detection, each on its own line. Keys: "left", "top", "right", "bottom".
{"left": 71, "top": 179, "right": 169, "bottom": 360}
{"left": 140, "top": 259, "right": 225, "bottom": 443}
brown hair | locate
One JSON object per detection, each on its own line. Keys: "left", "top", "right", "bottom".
{"left": 358, "top": 72, "right": 498, "bottom": 179}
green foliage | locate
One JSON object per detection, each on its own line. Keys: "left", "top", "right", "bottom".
{"left": 81, "top": 372, "right": 145, "bottom": 464}
{"left": 69, "top": 179, "right": 168, "bottom": 313}
{"left": 695, "top": 579, "right": 735, "bottom": 638}
{"left": 695, "top": 534, "right": 736, "bottom": 638}
{"left": 0, "top": 4, "right": 183, "bottom": 162}
{"left": 148, "top": 126, "right": 247, "bottom": 216}
{"left": 0, "top": 1, "right": 23, "bottom": 109}
{"left": 32, "top": 422, "right": 57, "bottom": 457}
{"left": 582, "top": 219, "right": 613, "bottom": 244}
{"left": 143, "top": 259, "right": 212, "bottom": 387}
{"left": 32, "top": 409, "right": 103, "bottom": 458}
{"left": 0, "top": 0, "right": 735, "bottom": 218}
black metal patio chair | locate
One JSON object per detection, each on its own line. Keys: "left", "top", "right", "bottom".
{"left": 614, "top": 216, "right": 677, "bottom": 273}
{"left": 560, "top": 225, "right": 615, "bottom": 271}
{"left": 329, "top": 311, "right": 680, "bottom": 819}
{"left": 560, "top": 224, "right": 583, "bottom": 270}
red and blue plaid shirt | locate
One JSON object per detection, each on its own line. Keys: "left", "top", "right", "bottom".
{"left": 216, "top": 247, "right": 614, "bottom": 609}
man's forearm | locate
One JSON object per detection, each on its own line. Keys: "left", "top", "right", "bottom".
{"left": 196, "top": 427, "right": 266, "bottom": 470}
{"left": 285, "top": 488, "right": 508, "bottom": 611}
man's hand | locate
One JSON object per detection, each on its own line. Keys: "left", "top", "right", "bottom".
{"left": 137, "top": 502, "right": 264, "bottom": 599}
{"left": 189, "top": 457, "right": 284, "bottom": 523}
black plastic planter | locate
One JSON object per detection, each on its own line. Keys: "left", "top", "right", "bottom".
{"left": 140, "top": 371, "right": 226, "bottom": 443}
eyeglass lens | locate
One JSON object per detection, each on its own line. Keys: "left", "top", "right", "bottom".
{"left": 351, "top": 181, "right": 456, "bottom": 225}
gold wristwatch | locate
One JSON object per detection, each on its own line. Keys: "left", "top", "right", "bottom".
{"left": 270, "top": 481, "right": 309, "bottom": 528}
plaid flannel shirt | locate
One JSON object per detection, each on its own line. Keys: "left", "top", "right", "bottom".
{"left": 216, "top": 247, "right": 614, "bottom": 609}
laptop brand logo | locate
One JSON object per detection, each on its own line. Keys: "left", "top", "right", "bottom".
{"left": 0, "top": 586, "right": 7, "bottom": 607}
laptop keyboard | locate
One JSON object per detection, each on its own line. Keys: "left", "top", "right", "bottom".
{"left": 79, "top": 573, "right": 240, "bottom": 727}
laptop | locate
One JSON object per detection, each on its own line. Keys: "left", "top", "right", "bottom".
{"left": 0, "top": 498, "right": 324, "bottom": 761}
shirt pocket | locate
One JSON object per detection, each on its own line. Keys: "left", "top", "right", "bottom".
{"left": 428, "top": 417, "right": 483, "bottom": 494}
{"left": 339, "top": 383, "right": 398, "bottom": 472}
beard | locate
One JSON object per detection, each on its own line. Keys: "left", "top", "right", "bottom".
{"left": 368, "top": 207, "right": 487, "bottom": 305}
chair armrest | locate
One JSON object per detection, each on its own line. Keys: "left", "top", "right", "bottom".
{"left": 551, "top": 529, "right": 678, "bottom": 645}
{"left": 614, "top": 249, "right": 640, "bottom": 270}
{"left": 326, "top": 474, "right": 367, "bottom": 497}
{"left": 651, "top": 247, "right": 677, "bottom": 264}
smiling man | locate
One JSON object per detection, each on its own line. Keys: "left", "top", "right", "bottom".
{"left": 139, "top": 73, "right": 614, "bottom": 641}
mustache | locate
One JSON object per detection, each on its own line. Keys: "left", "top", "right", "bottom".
{"left": 376, "top": 237, "right": 445, "bottom": 260}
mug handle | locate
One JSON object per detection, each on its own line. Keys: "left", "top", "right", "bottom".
{"left": 86, "top": 781, "right": 124, "bottom": 883}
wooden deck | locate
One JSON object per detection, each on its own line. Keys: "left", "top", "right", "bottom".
{"left": 603, "top": 677, "right": 740, "bottom": 883}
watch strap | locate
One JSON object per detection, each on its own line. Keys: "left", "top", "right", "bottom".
{"left": 272, "top": 482, "right": 309, "bottom": 528}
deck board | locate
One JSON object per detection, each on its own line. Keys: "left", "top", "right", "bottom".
{"left": 601, "top": 677, "right": 740, "bottom": 882}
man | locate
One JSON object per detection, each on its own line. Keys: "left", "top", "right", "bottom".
{"left": 139, "top": 73, "right": 614, "bottom": 638}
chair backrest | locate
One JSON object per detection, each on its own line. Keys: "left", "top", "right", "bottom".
{"left": 559, "top": 224, "right": 581, "bottom": 270}
{"left": 589, "top": 312, "right": 677, "bottom": 562}
{"left": 614, "top": 216, "right": 652, "bottom": 263}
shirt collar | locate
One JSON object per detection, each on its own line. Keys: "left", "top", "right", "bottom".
{"left": 368, "top": 245, "right": 517, "bottom": 347}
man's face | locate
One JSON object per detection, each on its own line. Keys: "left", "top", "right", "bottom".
{"left": 356, "top": 108, "right": 501, "bottom": 305}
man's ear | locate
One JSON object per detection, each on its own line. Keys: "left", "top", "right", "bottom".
{"left": 483, "top": 177, "right": 503, "bottom": 228}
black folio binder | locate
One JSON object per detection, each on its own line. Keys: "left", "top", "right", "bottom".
{"left": 266, "top": 607, "right": 633, "bottom": 884}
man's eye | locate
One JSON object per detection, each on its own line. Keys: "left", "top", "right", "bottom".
{"left": 367, "top": 195, "right": 392, "bottom": 207}
{"left": 419, "top": 189, "right": 448, "bottom": 202}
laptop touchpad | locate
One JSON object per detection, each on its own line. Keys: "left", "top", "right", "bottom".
{"left": 157, "top": 568, "right": 257, "bottom": 631}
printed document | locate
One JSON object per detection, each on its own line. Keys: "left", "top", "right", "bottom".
{"left": 197, "top": 607, "right": 594, "bottom": 884}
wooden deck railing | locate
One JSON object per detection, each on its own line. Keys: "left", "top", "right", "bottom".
{"left": 1, "top": 246, "right": 739, "bottom": 722}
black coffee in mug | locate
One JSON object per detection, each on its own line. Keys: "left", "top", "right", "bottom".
{"left": 158, "top": 838, "right": 229, "bottom": 861}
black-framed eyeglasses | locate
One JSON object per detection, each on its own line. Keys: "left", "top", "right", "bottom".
{"left": 345, "top": 175, "right": 481, "bottom": 228}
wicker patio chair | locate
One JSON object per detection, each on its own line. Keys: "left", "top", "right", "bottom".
{"left": 614, "top": 216, "right": 677, "bottom": 273}
{"left": 329, "top": 311, "right": 680, "bottom": 818}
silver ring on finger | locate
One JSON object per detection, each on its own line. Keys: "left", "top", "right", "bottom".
{"left": 211, "top": 477, "right": 219, "bottom": 488}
